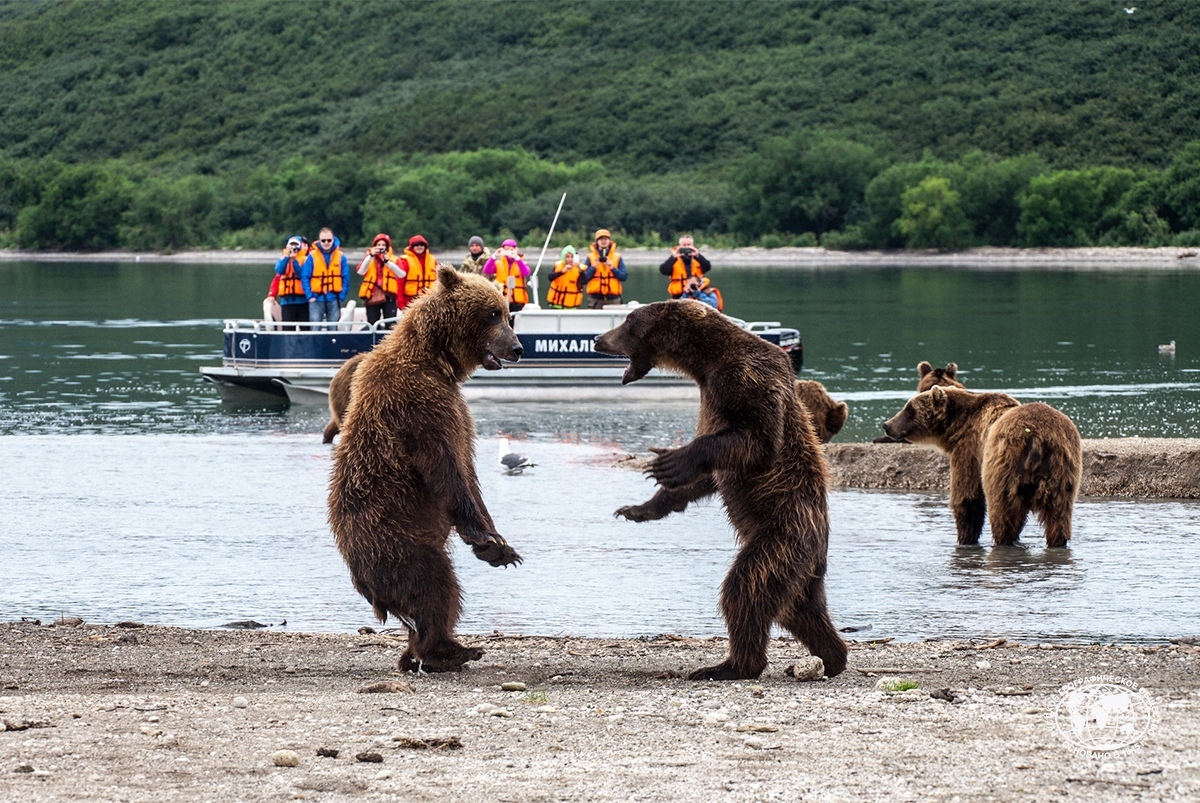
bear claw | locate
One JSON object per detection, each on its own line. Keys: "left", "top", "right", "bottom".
{"left": 472, "top": 542, "right": 522, "bottom": 567}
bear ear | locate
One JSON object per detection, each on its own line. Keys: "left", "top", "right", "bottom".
{"left": 437, "top": 265, "right": 462, "bottom": 290}
{"left": 827, "top": 402, "right": 849, "bottom": 435}
{"left": 945, "top": 362, "right": 958, "bottom": 378}
{"left": 930, "top": 385, "right": 947, "bottom": 407}
{"left": 918, "top": 361, "right": 933, "bottom": 377}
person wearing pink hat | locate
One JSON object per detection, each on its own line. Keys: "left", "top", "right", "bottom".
{"left": 482, "top": 238, "right": 531, "bottom": 313}
{"left": 399, "top": 234, "right": 440, "bottom": 308}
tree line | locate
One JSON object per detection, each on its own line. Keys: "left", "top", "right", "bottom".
{"left": 5, "top": 138, "right": 1200, "bottom": 251}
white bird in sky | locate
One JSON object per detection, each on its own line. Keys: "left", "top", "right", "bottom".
{"left": 498, "top": 437, "right": 535, "bottom": 475}
{"left": 1124, "top": 7, "right": 1136, "bottom": 13}
{"left": 1158, "top": 340, "right": 1176, "bottom": 355}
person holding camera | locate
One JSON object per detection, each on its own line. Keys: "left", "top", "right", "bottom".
{"left": 660, "top": 234, "right": 712, "bottom": 299}
{"left": 356, "top": 233, "right": 407, "bottom": 326}
{"left": 581, "top": 228, "right": 627, "bottom": 309}
{"left": 482, "top": 238, "right": 531, "bottom": 313}
{"left": 681, "top": 275, "right": 722, "bottom": 310}
{"left": 267, "top": 235, "right": 310, "bottom": 330}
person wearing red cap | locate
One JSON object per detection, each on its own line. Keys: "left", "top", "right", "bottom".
{"left": 399, "top": 235, "right": 440, "bottom": 306}
{"left": 482, "top": 238, "right": 531, "bottom": 313}
{"left": 355, "top": 233, "right": 407, "bottom": 326}
{"left": 581, "top": 228, "right": 627, "bottom": 308}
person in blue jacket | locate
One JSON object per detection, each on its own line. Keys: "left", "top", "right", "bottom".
{"left": 267, "top": 235, "right": 310, "bottom": 330}
{"left": 301, "top": 227, "right": 351, "bottom": 326}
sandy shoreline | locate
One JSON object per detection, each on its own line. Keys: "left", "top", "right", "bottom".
{"left": 1, "top": 623, "right": 1197, "bottom": 801}
{"left": 5, "top": 245, "right": 1200, "bottom": 269}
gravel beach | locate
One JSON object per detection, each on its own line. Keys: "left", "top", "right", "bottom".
{"left": 1, "top": 623, "right": 1198, "bottom": 802}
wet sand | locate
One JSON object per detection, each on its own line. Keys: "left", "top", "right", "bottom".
{"left": 1, "top": 623, "right": 1197, "bottom": 802}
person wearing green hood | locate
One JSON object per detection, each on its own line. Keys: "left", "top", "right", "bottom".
{"left": 546, "top": 245, "right": 584, "bottom": 309}
{"left": 460, "top": 236, "right": 490, "bottom": 274}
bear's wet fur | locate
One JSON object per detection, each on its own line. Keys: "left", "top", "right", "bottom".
{"left": 794, "top": 380, "right": 848, "bottom": 443}
{"left": 322, "top": 353, "right": 366, "bottom": 444}
{"left": 328, "top": 266, "right": 524, "bottom": 673}
{"left": 882, "top": 386, "right": 1083, "bottom": 547}
{"left": 595, "top": 300, "right": 847, "bottom": 681}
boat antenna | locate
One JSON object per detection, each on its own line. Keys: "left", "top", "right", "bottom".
{"left": 529, "top": 192, "right": 567, "bottom": 305}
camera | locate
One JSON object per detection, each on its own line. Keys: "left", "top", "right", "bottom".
{"left": 679, "top": 247, "right": 693, "bottom": 255}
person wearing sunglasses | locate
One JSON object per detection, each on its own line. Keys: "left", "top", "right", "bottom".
{"left": 301, "top": 227, "right": 351, "bottom": 327}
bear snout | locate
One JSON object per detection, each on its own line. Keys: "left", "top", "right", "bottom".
{"left": 508, "top": 342, "right": 523, "bottom": 362}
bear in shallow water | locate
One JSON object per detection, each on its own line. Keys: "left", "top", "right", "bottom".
{"left": 328, "top": 266, "right": 523, "bottom": 672}
{"left": 883, "top": 385, "right": 1083, "bottom": 547}
{"left": 595, "top": 300, "right": 847, "bottom": 680}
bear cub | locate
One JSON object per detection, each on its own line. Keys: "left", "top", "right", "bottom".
{"left": 328, "top": 266, "right": 523, "bottom": 673}
{"left": 883, "top": 385, "right": 1083, "bottom": 547}
{"left": 794, "top": 380, "right": 848, "bottom": 443}
{"left": 595, "top": 300, "right": 847, "bottom": 681}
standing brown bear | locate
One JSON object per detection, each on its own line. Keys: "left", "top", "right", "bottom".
{"left": 882, "top": 386, "right": 1083, "bottom": 547}
{"left": 595, "top": 300, "right": 847, "bottom": 681}
{"left": 322, "top": 352, "right": 366, "bottom": 444}
{"left": 794, "top": 380, "right": 848, "bottom": 443}
{"left": 874, "top": 361, "right": 966, "bottom": 444}
{"left": 328, "top": 266, "right": 523, "bottom": 673}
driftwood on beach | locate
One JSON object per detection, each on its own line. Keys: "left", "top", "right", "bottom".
{"left": 826, "top": 438, "right": 1200, "bottom": 499}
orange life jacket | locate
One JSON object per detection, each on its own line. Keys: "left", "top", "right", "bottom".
{"left": 277, "top": 253, "right": 306, "bottom": 297}
{"left": 358, "top": 248, "right": 402, "bottom": 300}
{"left": 547, "top": 261, "right": 584, "bottom": 308}
{"left": 667, "top": 256, "right": 706, "bottom": 297}
{"left": 401, "top": 249, "right": 440, "bottom": 298}
{"left": 491, "top": 255, "right": 529, "bottom": 305}
{"left": 308, "top": 247, "right": 345, "bottom": 295}
{"left": 586, "top": 243, "right": 623, "bottom": 297}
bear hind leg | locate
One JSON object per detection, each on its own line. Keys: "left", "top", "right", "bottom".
{"left": 952, "top": 497, "right": 986, "bottom": 545}
{"left": 1036, "top": 499, "right": 1074, "bottom": 548}
{"left": 777, "top": 576, "right": 848, "bottom": 678}
{"left": 690, "top": 537, "right": 795, "bottom": 681}
{"left": 987, "top": 494, "right": 1030, "bottom": 546}
{"left": 362, "top": 544, "right": 482, "bottom": 673}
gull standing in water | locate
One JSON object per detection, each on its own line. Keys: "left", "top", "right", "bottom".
{"left": 498, "top": 438, "right": 535, "bottom": 475}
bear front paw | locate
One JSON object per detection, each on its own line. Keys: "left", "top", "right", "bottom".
{"left": 615, "top": 504, "right": 662, "bottom": 522}
{"left": 472, "top": 540, "right": 523, "bottom": 567}
{"left": 646, "top": 449, "right": 694, "bottom": 489}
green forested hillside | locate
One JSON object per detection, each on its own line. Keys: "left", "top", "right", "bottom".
{"left": 2, "top": 0, "right": 1200, "bottom": 250}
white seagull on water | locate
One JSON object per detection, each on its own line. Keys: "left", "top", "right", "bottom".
{"left": 498, "top": 438, "right": 535, "bottom": 475}
{"left": 1158, "top": 340, "right": 1176, "bottom": 355}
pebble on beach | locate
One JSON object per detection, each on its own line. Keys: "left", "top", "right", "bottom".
{"left": 786, "top": 657, "right": 825, "bottom": 681}
{"left": 357, "top": 681, "right": 415, "bottom": 694}
{"left": 500, "top": 681, "right": 526, "bottom": 692}
{"left": 270, "top": 750, "right": 299, "bottom": 768}
{"left": 231, "top": 696, "right": 249, "bottom": 709}
{"left": 355, "top": 752, "right": 384, "bottom": 763}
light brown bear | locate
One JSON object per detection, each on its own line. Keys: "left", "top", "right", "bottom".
{"left": 794, "top": 380, "right": 848, "bottom": 443}
{"left": 322, "top": 352, "right": 366, "bottom": 444}
{"left": 595, "top": 300, "right": 847, "bottom": 681}
{"left": 874, "top": 361, "right": 966, "bottom": 444}
{"left": 328, "top": 266, "right": 523, "bottom": 673}
{"left": 882, "top": 386, "right": 1083, "bottom": 547}
{"left": 916, "top": 361, "right": 965, "bottom": 392}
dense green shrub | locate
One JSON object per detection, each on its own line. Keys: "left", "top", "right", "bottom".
{"left": 896, "top": 176, "right": 971, "bottom": 249}
{"left": 15, "top": 162, "right": 133, "bottom": 250}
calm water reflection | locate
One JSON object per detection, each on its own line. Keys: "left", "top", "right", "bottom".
{"left": 1, "top": 260, "right": 1197, "bottom": 641}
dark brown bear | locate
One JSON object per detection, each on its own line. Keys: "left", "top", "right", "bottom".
{"left": 595, "top": 300, "right": 847, "bottom": 681}
{"left": 874, "top": 361, "right": 966, "bottom": 443}
{"left": 794, "top": 380, "right": 848, "bottom": 443}
{"left": 328, "top": 266, "right": 523, "bottom": 673}
{"left": 322, "top": 352, "right": 366, "bottom": 444}
{"left": 882, "top": 386, "right": 1083, "bottom": 547}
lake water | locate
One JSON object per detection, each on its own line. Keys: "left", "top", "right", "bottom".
{"left": 1, "top": 259, "right": 1197, "bottom": 642}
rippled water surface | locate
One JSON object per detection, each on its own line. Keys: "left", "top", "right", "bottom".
{"left": 1, "top": 260, "right": 1197, "bottom": 640}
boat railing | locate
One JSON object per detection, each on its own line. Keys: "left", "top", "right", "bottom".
{"left": 221, "top": 318, "right": 399, "bottom": 334}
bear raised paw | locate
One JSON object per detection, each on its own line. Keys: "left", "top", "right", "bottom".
{"left": 595, "top": 300, "right": 848, "bottom": 681}
{"left": 883, "top": 385, "right": 1083, "bottom": 547}
{"left": 328, "top": 266, "right": 523, "bottom": 672}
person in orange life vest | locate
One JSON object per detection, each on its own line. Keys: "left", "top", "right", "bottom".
{"left": 482, "top": 238, "right": 531, "bottom": 313}
{"left": 398, "top": 235, "right": 439, "bottom": 308}
{"left": 301, "top": 227, "right": 350, "bottom": 326}
{"left": 580, "top": 228, "right": 627, "bottom": 309}
{"left": 355, "top": 233, "right": 407, "bottom": 326}
{"left": 268, "top": 235, "right": 310, "bottom": 330}
{"left": 680, "top": 275, "right": 721, "bottom": 310}
{"left": 659, "top": 234, "right": 711, "bottom": 299}
{"left": 546, "top": 245, "right": 584, "bottom": 309}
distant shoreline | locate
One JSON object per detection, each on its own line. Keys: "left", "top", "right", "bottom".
{"left": 4, "top": 246, "right": 1200, "bottom": 269}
